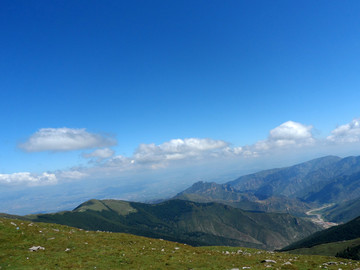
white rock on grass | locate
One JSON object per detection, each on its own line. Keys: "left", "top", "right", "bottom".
{"left": 29, "top": 246, "right": 45, "bottom": 252}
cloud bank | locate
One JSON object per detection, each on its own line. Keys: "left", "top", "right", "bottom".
{"left": 20, "top": 128, "right": 116, "bottom": 152}
{"left": 5, "top": 118, "right": 360, "bottom": 186}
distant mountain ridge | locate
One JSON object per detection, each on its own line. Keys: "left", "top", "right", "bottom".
{"left": 27, "top": 199, "right": 321, "bottom": 250}
{"left": 228, "top": 155, "right": 343, "bottom": 198}
{"left": 174, "top": 155, "right": 360, "bottom": 223}
{"left": 174, "top": 181, "right": 312, "bottom": 216}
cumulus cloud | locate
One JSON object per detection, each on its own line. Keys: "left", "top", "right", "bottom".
{"left": 327, "top": 118, "right": 360, "bottom": 143}
{"left": 19, "top": 128, "right": 116, "bottom": 152}
{"left": 254, "top": 121, "right": 315, "bottom": 151}
{"left": 0, "top": 172, "right": 57, "bottom": 186}
{"left": 83, "top": 148, "right": 115, "bottom": 161}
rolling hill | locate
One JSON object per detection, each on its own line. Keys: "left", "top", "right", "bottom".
{"left": 26, "top": 199, "right": 321, "bottom": 250}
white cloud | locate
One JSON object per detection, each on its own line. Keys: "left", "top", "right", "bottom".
{"left": 19, "top": 128, "right": 116, "bottom": 152}
{"left": 327, "top": 118, "right": 360, "bottom": 143}
{"left": 83, "top": 148, "right": 115, "bottom": 161}
{"left": 0, "top": 172, "right": 57, "bottom": 186}
{"left": 254, "top": 121, "right": 315, "bottom": 151}
{"left": 9, "top": 119, "right": 360, "bottom": 187}
{"left": 133, "top": 138, "right": 229, "bottom": 165}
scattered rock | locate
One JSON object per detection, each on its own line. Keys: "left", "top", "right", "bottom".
{"left": 65, "top": 248, "right": 71, "bottom": 252}
{"left": 282, "top": 261, "right": 292, "bottom": 265}
{"left": 323, "top": 262, "right": 338, "bottom": 266}
{"left": 10, "top": 222, "right": 17, "bottom": 226}
{"left": 261, "top": 260, "right": 276, "bottom": 264}
{"left": 29, "top": 246, "right": 45, "bottom": 252}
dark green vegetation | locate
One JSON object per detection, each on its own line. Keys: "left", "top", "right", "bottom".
{"left": 281, "top": 216, "right": 360, "bottom": 260}
{"left": 26, "top": 199, "right": 320, "bottom": 250}
{"left": 176, "top": 155, "right": 360, "bottom": 223}
{"left": 1, "top": 218, "right": 358, "bottom": 270}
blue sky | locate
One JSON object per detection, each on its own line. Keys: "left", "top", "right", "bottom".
{"left": 1, "top": 1, "right": 360, "bottom": 213}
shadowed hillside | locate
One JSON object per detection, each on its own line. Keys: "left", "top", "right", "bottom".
{"left": 27, "top": 199, "right": 321, "bottom": 250}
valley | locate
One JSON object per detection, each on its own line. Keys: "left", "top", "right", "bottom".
{"left": 305, "top": 204, "right": 338, "bottom": 229}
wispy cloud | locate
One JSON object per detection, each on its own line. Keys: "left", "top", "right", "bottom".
{"left": 82, "top": 148, "right": 115, "bottom": 161}
{"left": 19, "top": 128, "right": 116, "bottom": 152}
{"left": 133, "top": 138, "right": 229, "bottom": 165}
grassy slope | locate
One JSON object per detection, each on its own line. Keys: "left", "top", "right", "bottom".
{"left": 1, "top": 217, "right": 359, "bottom": 270}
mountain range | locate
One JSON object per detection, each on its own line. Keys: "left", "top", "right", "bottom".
{"left": 175, "top": 155, "right": 360, "bottom": 223}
